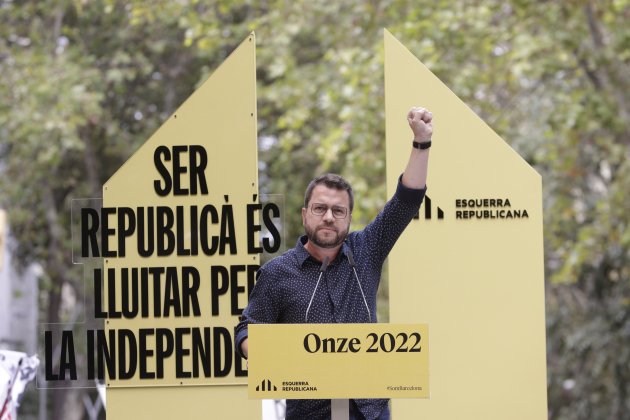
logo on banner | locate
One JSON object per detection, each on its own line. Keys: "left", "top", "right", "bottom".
{"left": 256, "top": 379, "right": 278, "bottom": 392}
{"left": 414, "top": 196, "right": 530, "bottom": 221}
{"left": 414, "top": 195, "right": 444, "bottom": 221}
{"left": 455, "top": 198, "right": 529, "bottom": 220}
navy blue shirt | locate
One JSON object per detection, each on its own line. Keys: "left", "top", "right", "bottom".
{"left": 235, "top": 177, "right": 425, "bottom": 420}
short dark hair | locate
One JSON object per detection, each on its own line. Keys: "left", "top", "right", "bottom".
{"left": 304, "top": 174, "right": 354, "bottom": 212}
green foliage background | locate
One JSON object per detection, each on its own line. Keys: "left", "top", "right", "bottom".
{"left": 1, "top": 0, "right": 629, "bottom": 418}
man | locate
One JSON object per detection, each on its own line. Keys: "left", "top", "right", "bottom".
{"left": 235, "top": 107, "right": 433, "bottom": 419}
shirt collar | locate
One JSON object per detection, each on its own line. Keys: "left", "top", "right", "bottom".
{"left": 295, "top": 235, "right": 350, "bottom": 267}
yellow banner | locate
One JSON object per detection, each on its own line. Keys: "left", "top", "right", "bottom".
{"left": 105, "top": 33, "right": 261, "bottom": 419}
{"left": 248, "top": 323, "right": 429, "bottom": 399}
{"left": 384, "top": 29, "right": 547, "bottom": 419}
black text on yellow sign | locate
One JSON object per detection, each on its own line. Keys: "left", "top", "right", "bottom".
{"left": 248, "top": 324, "right": 430, "bottom": 399}
{"left": 303, "top": 331, "right": 422, "bottom": 354}
{"left": 43, "top": 144, "right": 282, "bottom": 383}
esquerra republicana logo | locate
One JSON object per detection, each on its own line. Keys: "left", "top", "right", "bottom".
{"left": 414, "top": 196, "right": 529, "bottom": 221}
{"left": 413, "top": 195, "right": 444, "bottom": 220}
{"left": 256, "top": 378, "right": 277, "bottom": 392}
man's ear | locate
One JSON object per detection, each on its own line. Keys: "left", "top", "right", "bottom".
{"left": 301, "top": 207, "right": 307, "bottom": 225}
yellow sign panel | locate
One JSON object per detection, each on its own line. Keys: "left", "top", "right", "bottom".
{"left": 385, "top": 30, "right": 547, "bottom": 419}
{"left": 248, "top": 324, "right": 429, "bottom": 399}
{"left": 105, "top": 34, "right": 261, "bottom": 419}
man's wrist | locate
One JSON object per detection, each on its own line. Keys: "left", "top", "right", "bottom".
{"left": 412, "top": 139, "right": 432, "bottom": 150}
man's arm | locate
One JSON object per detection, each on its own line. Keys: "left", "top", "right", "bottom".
{"left": 240, "top": 338, "right": 249, "bottom": 359}
{"left": 402, "top": 107, "right": 433, "bottom": 189}
{"left": 350, "top": 107, "right": 432, "bottom": 266}
{"left": 234, "top": 268, "right": 280, "bottom": 359}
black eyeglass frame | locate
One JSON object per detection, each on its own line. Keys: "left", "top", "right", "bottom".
{"left": 309, "top": 203, "right": 349, "bottom": 219}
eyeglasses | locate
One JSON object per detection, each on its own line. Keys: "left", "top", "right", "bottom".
{"left": 310, "top": 203, "right": 349, "bottom": 219}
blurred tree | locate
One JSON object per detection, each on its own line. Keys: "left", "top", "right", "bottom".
{"left": 0, "top": 0, "right": 256, "bottom": 417}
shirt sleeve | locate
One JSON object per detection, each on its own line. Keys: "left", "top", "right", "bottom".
{"left": 354, "top": 174, "right": 426, "bottom": 268}
{"left": 234, "top": 267, "right": 281, "bottom": 359}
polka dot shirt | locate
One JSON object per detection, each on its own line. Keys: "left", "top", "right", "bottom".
{"left": 235, "top": 177, "right": 426, "bottom": 420}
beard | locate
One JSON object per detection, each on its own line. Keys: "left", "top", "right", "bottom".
{"left": 304, "top": 222, "right": 349, "bottom": 249}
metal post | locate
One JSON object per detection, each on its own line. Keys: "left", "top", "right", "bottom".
{"left": 331, "top": 399, "right": 349, "bottom": 420}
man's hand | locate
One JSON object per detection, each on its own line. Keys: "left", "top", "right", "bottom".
{"left": 241, "top": 338, "right": 249, "bottom": 359}
{"left": 401, "top": 106, "right": 432, "bottom": 189}
{"left": 407, "top": 107, "right": 433, "bottom": 142}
